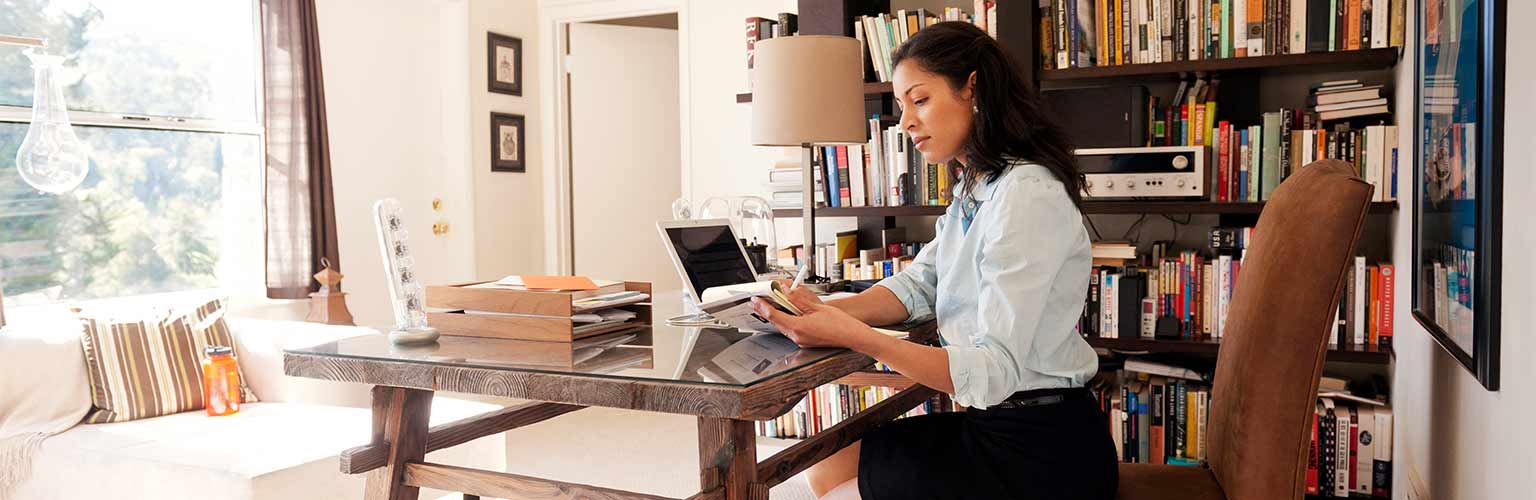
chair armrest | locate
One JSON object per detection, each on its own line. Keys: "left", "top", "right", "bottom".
{"left": 230, "top": 318, "right": 381, "bottom": 407}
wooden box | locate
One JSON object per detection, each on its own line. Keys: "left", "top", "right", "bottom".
{"left": 425, "top": 281, "right": 652, "bottom": 342}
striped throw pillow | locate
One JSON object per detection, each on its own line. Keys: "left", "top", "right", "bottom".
{"left": 78, "top": 298, "right": 256, "bottom": 424}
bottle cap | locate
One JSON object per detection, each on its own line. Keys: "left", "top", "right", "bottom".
{"left": 205, "top": 345, "right": 233, "bottom": 357}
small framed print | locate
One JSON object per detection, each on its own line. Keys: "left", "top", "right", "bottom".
{"left": 490, "top": 112, "right": 525, "bottom": 172}
{"left": 487, "top": 32, "right": 522, "bottom": 96}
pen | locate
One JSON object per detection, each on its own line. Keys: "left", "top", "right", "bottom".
{"left": 790, "top": 263, "right": 809, "bottom": 289}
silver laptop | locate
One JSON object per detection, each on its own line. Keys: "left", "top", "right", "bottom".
{"left": 655, "top": 218, "right": 761, "bottom": 304}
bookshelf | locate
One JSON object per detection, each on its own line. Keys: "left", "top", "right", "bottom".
{"left": 773, "top": 201, "right": 1399, "bottom": 218}
{"left": 748, "top": 1, "right": 1403, "bottom": 489}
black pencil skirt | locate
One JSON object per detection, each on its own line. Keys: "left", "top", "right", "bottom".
{"left": 857, "top": 388, "right": 1119, "bottom": 500}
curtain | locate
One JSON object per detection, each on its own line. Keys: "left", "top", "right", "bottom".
{"left": 260, "top": 0, "right": 340, "bottom": 299}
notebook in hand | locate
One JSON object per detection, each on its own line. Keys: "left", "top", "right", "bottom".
{"left": 698, "top": 281, "right": 801, "bottom": 333}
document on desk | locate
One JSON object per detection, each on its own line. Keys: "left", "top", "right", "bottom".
{"left": 698, "top": 281, "right": 801, "bottom": 333}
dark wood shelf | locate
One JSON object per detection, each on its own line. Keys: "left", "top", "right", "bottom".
{"left": 1039, "top": 48, "right": 1402, "bottom": 81}
{"left": 736, "top": 81, "right": 893, "bottom": 103}
{"left": 773, "top": 201, "right": 1397, "bottom": 218}
{"left": 1086, "top": 336, "right": 1393, "bottom": 365}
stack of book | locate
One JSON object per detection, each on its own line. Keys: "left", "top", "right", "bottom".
{"left": 1309, "top": 394, "right": 1393, "bottom": 498}
{"left": 1310, "top": 79, "right": 1390, "bottom": 121}
{"left": 765, "top": 159, "right": 820, "bottom": 209}
{"left": 1424, "top": 242, "right": 1473, "bottom": 343}
{"left": 804, "top": 117, "right": 954, "bottom": 210}
{"left": 854, "top": 4, "right": 994, "bottom": 83}
{"left": 1041, "top": 0, "right": 1407, "bottom": 70}
{"left": 1334, "top": 256, "right": 1395, "bottom": 347}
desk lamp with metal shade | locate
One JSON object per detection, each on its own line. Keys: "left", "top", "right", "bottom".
{"left": 749, "top": 35, "right": 866, "bottom": 279}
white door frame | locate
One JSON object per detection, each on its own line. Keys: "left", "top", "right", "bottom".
{"left": 539, "top": 0, "right": 691, "bottom": 274}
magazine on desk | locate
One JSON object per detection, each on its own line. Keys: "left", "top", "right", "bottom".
{"left": 698, "top": 281, "right": 802, "bottom": 333}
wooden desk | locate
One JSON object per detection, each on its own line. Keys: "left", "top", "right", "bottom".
{"left": 284, "top": 321, "right": 938, "bottom": 500}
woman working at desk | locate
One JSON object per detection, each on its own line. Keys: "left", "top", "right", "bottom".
{"left": 751, "top": 22, "right": 1116, "bottom": 500}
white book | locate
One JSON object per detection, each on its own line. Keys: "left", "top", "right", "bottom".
{"left": 861, "top": 17, "right": 886, "bottom": 82}
{"left": 1233, "top": 0, "right": 1247, "bottom": 56}
{"left": 1356, "top": 405, "right": 1376, "bottom": 494}
{"left": 1367, "top": 126, "right": 1385, "bottom": 202}
{"left": 1160, "top": 0, "right": 1174, "bottom": 62}
{"left": 1218, "top": 255, "right": 1232, "bottom": 338}
{"left": 849, "top": 143, "right": 867, "bottom": 207}
{"left": 1302, "top": 131, "right": 1315, "bottom": 165}
{"left": 1291, "top": 0, "right": 1308, "bottom": 54}
{"left": 1126, "top": 358, "right": 1205, "bottom": 381}
{"left": 876, "top": 15, "right": 895, "bottom": 81}
{"left": 868, "top": 119, "right": 886, "bottom": 207}
{"left": 1371, "top": 0, "right": 1389, "bottom": 48}
{"left": 1188, "top": 0, "right": 1200, "bottom": 60}
{"left": 1374, "top": 408, "right": 1394, "bottom": 475}
{"left": 1353, "top": 256, "right": 1366, "bottom": 345}
{"left": 895, "top": 9, "right": 909, "bottom": 43}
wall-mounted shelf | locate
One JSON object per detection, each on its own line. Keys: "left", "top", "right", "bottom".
{"left": 1087, "top": 336, "right": 1393, "bottom": 365}
{"left": 736, "top": 81, "right": 894, "bottom": 103}
{"left": 772, "top": 201, "right": 1398, "bottom": 218}
{"left": 1039, "top": 48, "right": 1402, "bottom": 81}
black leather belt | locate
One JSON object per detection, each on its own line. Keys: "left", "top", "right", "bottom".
{"left": 988, "top": 387, "right": 1089, "bottom": 410}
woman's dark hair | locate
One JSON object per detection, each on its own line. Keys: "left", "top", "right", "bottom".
{"left": 890, "top": 22, "right": 1085, "bottom": 209}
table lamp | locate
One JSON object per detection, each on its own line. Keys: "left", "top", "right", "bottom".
{"left": 750, "top": 35, "right": 865, "bottom": 276}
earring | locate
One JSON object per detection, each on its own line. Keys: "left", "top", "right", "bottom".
{"left": 972, "top": 104, "right": 979, "bottom": 114}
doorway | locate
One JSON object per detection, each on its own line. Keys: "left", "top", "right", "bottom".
{"left": 563, "top": 14, "right": 682, "bottom": 292}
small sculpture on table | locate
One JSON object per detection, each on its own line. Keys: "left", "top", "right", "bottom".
{"left": 373, "top": 198, "right": 439, "bottom": 345}
{"left": 305, "top": 258, "right": 355, "bottom": 326}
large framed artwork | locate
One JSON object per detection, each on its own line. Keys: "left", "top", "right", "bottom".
{"left": 491, "top": 112, "right": 526, "bottom": 173}
{"left": 1412, "top": 0, "right": 1504, "bottom": 390}
{"left": 488, "top": 32, "right": 522, "bottom": 96}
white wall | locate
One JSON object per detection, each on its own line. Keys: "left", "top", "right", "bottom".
{"left": 470, "top": 0, "right": 548, "bottom": 281}
{"left": 1390, "top": 1, "right": 1536, "bottom": 498}
{"left": 682, "top": 0, "right": 860, "bottom": 251}
{"left": 312, "top": 0, "right": 480, "bottom": 329}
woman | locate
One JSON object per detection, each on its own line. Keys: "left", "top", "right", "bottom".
{"left": 750, "top": 22, "right": 1118, "bottom": 500}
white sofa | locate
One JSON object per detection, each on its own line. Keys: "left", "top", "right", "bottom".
{"left": 1, "top": 316, "right": 505, "bottom": 500}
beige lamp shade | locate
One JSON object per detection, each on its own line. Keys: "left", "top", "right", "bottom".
{"left": 751, "top": 35, "right": 866, "bottom": 146}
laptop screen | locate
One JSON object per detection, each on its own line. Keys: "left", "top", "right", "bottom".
{"left": 663, "top": 224, "right": 756, "bottom": 299}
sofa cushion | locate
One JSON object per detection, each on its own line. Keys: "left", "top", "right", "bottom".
{"left": 14, "top": 398, "right": 506, "bottom": 500}
{"left": 77, "top": 298, "right": 257, "bottom": 423}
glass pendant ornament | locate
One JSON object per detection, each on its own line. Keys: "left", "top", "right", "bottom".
{"left": 15, "top": 51, "right": 89, "bottom": 193}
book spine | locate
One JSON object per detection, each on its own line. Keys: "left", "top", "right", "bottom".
{"left": 1380, "top": 264, "right": 1394, "bottom": 345}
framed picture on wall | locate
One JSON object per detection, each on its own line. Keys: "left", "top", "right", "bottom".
{"left": 488, "top": 32, "right": 522, "bottom": 96}
{"left": 491, "top": 112, "right": 525, "bottom": 172}
{"left": 1412, "top": 0, "right": 1505, "bottom": 390}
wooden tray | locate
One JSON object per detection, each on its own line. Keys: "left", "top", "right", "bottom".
{"left": 425, "top": 281, "right": 652, "bottom": 342}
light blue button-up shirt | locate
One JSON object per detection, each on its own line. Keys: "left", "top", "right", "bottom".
{"left": 876, "top": 160, "right": 1098, "bottom": 409}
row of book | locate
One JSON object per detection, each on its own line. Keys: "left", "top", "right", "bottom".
{"left": 774, "top": 117, "right": 957, "bottom": 210}
{"left": 1309, "top": 396, "right": 1393, "bottom": 497}
{"left": 1082, "top": 237, "right": 1396, "bottom": 346}
{"left": 853, "top": 3, "right": 996, "bottom": 84}
{"left": 795, "top": 228, "right": 926, "bottom": 283}
{"left": 1336, "top": 257, "right": 1395, "bottom": 346}
{"left": 1099, "top": 361, "right": 1394, "bottom": 498}
{"left": 744, "top": 13, "right": 798, "bottom": 90}
{"left": 1143, "top": 78, "right": 1396, "bottom": 202}
{"left": 1040, "top": 0, "right": 1407, "bottom": 70}
{"left": 758, "top": 364, "right": 954, "bottom": 440}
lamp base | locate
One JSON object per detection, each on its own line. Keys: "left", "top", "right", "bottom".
{"left": 388, "top": 326, "right": 440, "bottom": 345}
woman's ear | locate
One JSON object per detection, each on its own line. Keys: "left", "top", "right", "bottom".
{"left": 965, "top": 71, "right": 978, "bottom": 101}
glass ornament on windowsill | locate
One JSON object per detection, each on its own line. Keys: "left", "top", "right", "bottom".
{"left": 15, "top": 50, "right": 89, "bottom": 194}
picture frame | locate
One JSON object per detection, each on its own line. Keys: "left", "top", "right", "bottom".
{"left": 487, "top": 32, "right": 522, "bottom": 96}
{"left": 1411, "top": 0, "right": 1504, "bottom": 390}
{"left": 490, "top": 112, "right": 526, "bottom": 173}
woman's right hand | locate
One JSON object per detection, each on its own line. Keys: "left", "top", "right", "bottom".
{"left": 775, "top": 279, "right": 825, "bottom": 312}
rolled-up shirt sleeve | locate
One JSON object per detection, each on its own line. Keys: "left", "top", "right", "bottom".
{"left": 874, "top": 214, "right": 947, "bottom": 323}
{"left": 944, "top": 180, "right": 1075, "bottom": 409}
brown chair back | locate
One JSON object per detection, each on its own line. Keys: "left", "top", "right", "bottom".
{"left": 1205, "top": 160, "right": 1373, "bottom": 500}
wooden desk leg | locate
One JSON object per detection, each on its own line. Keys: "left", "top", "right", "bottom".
{"left": 364, "top": 387, "right": 434, "bottom": 500}
{"left": 697, "top": 417, "right": 763, "bottom": 500}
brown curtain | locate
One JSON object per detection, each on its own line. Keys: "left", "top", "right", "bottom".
{"left": 260, "top": 0, "right": 340, "bottom": 299}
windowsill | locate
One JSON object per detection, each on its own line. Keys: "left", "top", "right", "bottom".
{"left": 2, "top": 288, "right": 309, "bottom": 327}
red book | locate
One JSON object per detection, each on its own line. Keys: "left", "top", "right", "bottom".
{"left": 1349, "top": 407, "right": 1360, "bottom": 490}
{"left": 836, "top": 146, "right": 852, "bottom": 206}
{"left": 745, "top": 17, "right": 767, "bottom": 71}
{"left": 1307, "top": 406, "right": 1320, "bottom": 494}
{"left": 1379, "top": 264, "right": 1395, "bottom": 345}
{"left": 1369, "top": 266, "right": 1381, "bottom": 344}
{"left": 1216, "top": 122, "right": 1229, "bottom": 201}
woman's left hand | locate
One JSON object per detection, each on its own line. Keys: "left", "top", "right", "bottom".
{"left": 750, "top": 295, "right": 876, "bottom": 350}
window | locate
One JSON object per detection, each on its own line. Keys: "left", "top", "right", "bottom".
{"left": 1, "top": 0, "right": 264, "bottom": 304}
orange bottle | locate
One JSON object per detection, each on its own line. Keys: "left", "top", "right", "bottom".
{"left": 202, "top": 346, "right": 243, "bottom": 416}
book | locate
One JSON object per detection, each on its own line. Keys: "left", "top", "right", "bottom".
{"left": 698, "top": 281, "right": 802, "bottom": 333}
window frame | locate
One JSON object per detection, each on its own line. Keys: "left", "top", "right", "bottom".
{"left": 0, "top": 0, "right": 269, "bottom": 304}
